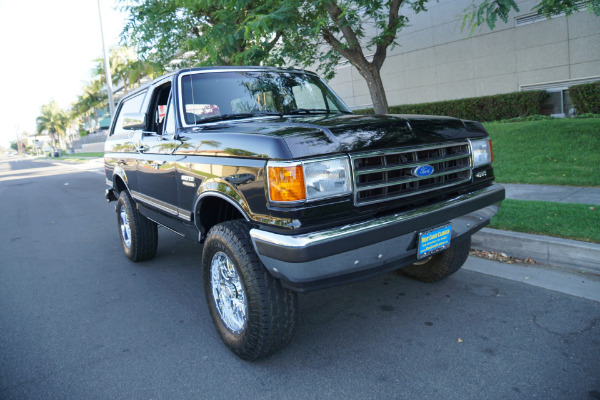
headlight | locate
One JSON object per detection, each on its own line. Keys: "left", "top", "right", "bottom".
{"left": 470, "top": 138, "right": 493, "bottom": 168}
{"left": 267, "top": 157, "right": 352, "bottom": 203}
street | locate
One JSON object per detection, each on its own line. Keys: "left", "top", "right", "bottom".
{"left": 1, "top": 159, "right": 599, "bottom": 400}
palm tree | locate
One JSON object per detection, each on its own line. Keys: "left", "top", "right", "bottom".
{"left": 72, "top": 80, "right": 108, "bottom": 134}
{"left": 125, "top": 59, "right": 163, "bottom": 89}
{"left": 94, "top": 46, "right": 164, "bottom": 96}
{"left": 36, "top": 101, "right": 69, "bottom": 149}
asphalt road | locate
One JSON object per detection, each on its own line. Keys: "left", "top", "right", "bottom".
{"left": 1, "top": 158, "right": 599, "bottom": 400}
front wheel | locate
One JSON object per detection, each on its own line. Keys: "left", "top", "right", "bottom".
{"left": 400, "top": 236, "right": 471, "bottom": 282}
{"left": 202, "top": 220, "right": 298, "bottom": 361}
{"left": 116, "top": 192, "right": 158, "bottom": 262}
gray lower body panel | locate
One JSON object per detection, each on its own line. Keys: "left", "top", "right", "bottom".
{"left": 250, "top": 184, "right": 504, "bottom": 291}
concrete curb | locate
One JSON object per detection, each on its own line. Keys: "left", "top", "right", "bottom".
{"left": 472, "top": 228, "right": 600, "bottom": 274}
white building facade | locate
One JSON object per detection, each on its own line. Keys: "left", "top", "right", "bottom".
{"left": 326, "top": 0, "right": 600, "bottom": 117}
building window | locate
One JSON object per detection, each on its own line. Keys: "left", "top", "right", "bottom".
{"left": 543, "top": 89, "right": 573, "bottom": 118}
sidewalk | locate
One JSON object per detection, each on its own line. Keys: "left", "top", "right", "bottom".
{"left": 472, "top": 183, "right": 600, "bottom": 274}
{"left": 502, "top": 183, "right": 600, "bottom": 205}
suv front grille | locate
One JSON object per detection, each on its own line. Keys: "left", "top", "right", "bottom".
{"left": 350, "top": 142, "right": 472, "bottom": 206}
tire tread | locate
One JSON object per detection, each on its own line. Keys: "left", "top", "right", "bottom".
{"left": 401, "top": 236, "right": 471, "bottom": 283}
{"left": 202, "top": 220, "right": 298, "bottom": 360}
{"left": 117, "top": 192, "right": 158, "bottom": 262}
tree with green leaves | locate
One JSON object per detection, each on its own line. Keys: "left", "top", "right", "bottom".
{"left": 122, "top": 0, "right": 427, "bottom": 113}
{"left": 72, "top": 80, "right": 108, "bottom": 134}
{"left": 121, "top": 0, "right": 599, "bottom": 114}
{"left": 72, "top": 46, "right": 160, "bottom": 134}
{"left": 36, "top": 101, "right": 70, "bottom": 149}
{"left": 463, "top": 0, "right": 599, "bottom": 32}
{"left": 93, "top": 46, "right": 162, "bottom": 96}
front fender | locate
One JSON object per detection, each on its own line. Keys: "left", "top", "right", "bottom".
{"left": 195, "top": 180, "right": 252, "bottom": 221}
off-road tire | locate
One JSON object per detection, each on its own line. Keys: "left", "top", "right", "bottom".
{"left": 116, "top": 192, "right": 158, "bottom": 262}
{"left": 202, "top": 220, "right": 298, "bottom": 361}
{"left": 400, "top": 236, "right": 471, "bottom": 282}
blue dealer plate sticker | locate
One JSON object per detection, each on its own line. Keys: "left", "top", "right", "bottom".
{"left": 417, "top": 224, "right": 452, "bottom": 259}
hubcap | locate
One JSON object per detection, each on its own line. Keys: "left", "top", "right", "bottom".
{"left": 210, "top": 252, "right": 247, "bottom": 334}
{"left": 119, "top": 207, "right": 132, "bottom": 248}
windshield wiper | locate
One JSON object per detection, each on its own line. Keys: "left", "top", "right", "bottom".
{"left": 197, "top": 112, "right": 282, "bottom": 124}
{"left": 287, "top": 108, "right": 330, "bottom": 115}
{"left": 288, "top": 108, "right": 353, "bottom": 115}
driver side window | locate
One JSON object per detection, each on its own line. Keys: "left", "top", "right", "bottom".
{"left": 163, "top": 96, "right": 176, "bottom": 136}
{"left": 148, "top": 81, "right": 172, "bottom": 135}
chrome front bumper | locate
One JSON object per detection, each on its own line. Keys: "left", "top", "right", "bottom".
{"left": 250, "top": 184, "right": 505, "bottom": 291}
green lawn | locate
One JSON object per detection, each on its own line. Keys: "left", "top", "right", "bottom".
{"left": 484, "top": 118, "right": 600, "bottom": 186}
{"left": 489, "top": 199, "right": 600, "bottom": 243}
{"left": 50, "top": 152, "right": 104, "bottom": 161}
{"left": 62, "top": 152, "right": 104, "bottom": 158}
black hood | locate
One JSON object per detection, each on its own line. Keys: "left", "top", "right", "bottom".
{"left": 177, "top": 114, "right": 488, "bottom": 159}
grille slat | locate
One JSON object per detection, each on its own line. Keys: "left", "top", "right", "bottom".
{"left": 350, "top": 142, "right": 472, "bottom": 206}
{"left": 355, "top": 154, "right": 471, "bottom": 175}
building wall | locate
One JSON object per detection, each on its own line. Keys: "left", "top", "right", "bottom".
{"left": 326, "top": 0, "right": 600, "bottom": 110}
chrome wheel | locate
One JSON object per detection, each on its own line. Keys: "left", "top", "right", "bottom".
{"left": 119, "top": 207, "right": 132, "bottom": 248}
{"left": 210, "top": 251, "right": 247, "bottom": 334}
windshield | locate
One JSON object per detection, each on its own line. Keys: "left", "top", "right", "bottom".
{"left": 179, "top": 70, "right": 352, "bottom": 125}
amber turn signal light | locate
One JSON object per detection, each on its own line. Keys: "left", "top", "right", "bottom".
{"left": 268, "top": 165, "right": 306, "bottom": 202}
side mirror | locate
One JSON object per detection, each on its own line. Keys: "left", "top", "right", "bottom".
{"left": 122, "top": 113, "right": 146, "bottom": 130}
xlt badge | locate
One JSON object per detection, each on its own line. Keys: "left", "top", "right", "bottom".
{"left": 181, "top": 175, "right": 196, "bottom": 187}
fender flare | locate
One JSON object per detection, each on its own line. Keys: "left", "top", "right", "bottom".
{"left": 193, "top": 182, "right": 252, "bottom": 233}
{"left": 111, "top": 166, "right": 131, "bottom": 194}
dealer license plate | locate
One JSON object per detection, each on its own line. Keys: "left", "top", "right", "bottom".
{"left": 417, "top": 224, "right": 452, "bottom": 259}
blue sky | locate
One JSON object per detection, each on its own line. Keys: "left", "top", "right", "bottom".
{"left": 0, "top": 0, "right": 126, "bottom": 147}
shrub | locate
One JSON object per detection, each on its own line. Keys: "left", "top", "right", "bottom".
{"left": 354, "top": 91, "right": 548, "bottom": 122}
{"left": 569, "top": 82, "right": 600, "bottom": 114}
{"left": 492, "top": 115, "right": 555, "bottom": 124}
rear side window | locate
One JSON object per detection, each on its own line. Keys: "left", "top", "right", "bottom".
{"left": 111, "top": 92, "right": 146, "bottom": 136}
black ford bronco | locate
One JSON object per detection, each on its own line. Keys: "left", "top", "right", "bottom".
{"left": 104, "top": 66, "right": 505, "bottom": 360}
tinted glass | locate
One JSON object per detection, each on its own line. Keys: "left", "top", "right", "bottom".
{"left": 180, "top": 71, "right": 350, "bottom": 125}
{"left": 112, "top": 92, "right": 145, "bottom": 136}
{"left": 164, "top": 97, "right": 175, "bottom": 135}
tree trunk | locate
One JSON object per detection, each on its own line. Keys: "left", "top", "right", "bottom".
{"left": 320, "top": 0, "right": 392, "bottom": 114}
{"left": 354, "top": 64, "right": 389, "bottom": 114}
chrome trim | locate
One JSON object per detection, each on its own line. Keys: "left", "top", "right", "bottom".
{"left": 119, "top": 207, "right": 132, "bottom": 248}
{"left": 159, "top": 223, "right": 186, "bottom": 237}
{"left": 354, "top": 154, "right": 471, "bottom": 175}
{"left": 253, "top": 203, "right": 501, "bottom": 290}
{"left": 468, "top": 137, "right": 493, "bottom": 169}
{"left": 178, "top": 210, "right": 193, "bottom": 221}
{"left": 350, "top": 142, "right": 470, "bottom": 160}
{"left": 210, "top": 251, "right": 248, "bottom": 334}
{"left": 350, "top": 141, "right": 472, "bottom": 206}
{"left": 131, "top": 190, "right": 179, "bottom": 217}
{"left": 357, "top": 166, "right": 472, "bottom": 191}
{"left": 250, "top": 184, "right": 501, "bottom": 251}
{"left": 194, "top": 191, "right": 251, "bottom": 222}
{"left": 266, "top": 156, "right": 353, "bottom": 205}
{"left": 354, "top": 178, "right": 473, "bottom": 207}
{"left": 177, "top": 68, "right": 345, "bottom": 129}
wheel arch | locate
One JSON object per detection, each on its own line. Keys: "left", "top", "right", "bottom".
{"left": 111, "top": 167, "right": 130, "bottom": 195}
{"left": 194, "top": 191, "right": 251, "bottom": 239}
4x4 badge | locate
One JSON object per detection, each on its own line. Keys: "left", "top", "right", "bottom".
{"left": 412, "top": 165, "right": 434, "bottom": 178}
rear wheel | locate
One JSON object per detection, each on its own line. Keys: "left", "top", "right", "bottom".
{"left": 401, "top": 236, "right": 471, "bottom": 282}
{"left": 202, "top": 220, "right": 298, "bottom": 361}
{"left": 116, "top": 192, "right": 158, "bottom": 262}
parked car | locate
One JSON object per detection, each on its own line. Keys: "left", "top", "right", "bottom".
{"left": 104, "top": 66, "right": 504, "bottom": 360}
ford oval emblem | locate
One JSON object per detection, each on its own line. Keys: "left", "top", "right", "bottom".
{"left": 412, "top": 164, "right": 434, "bottom": 178}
